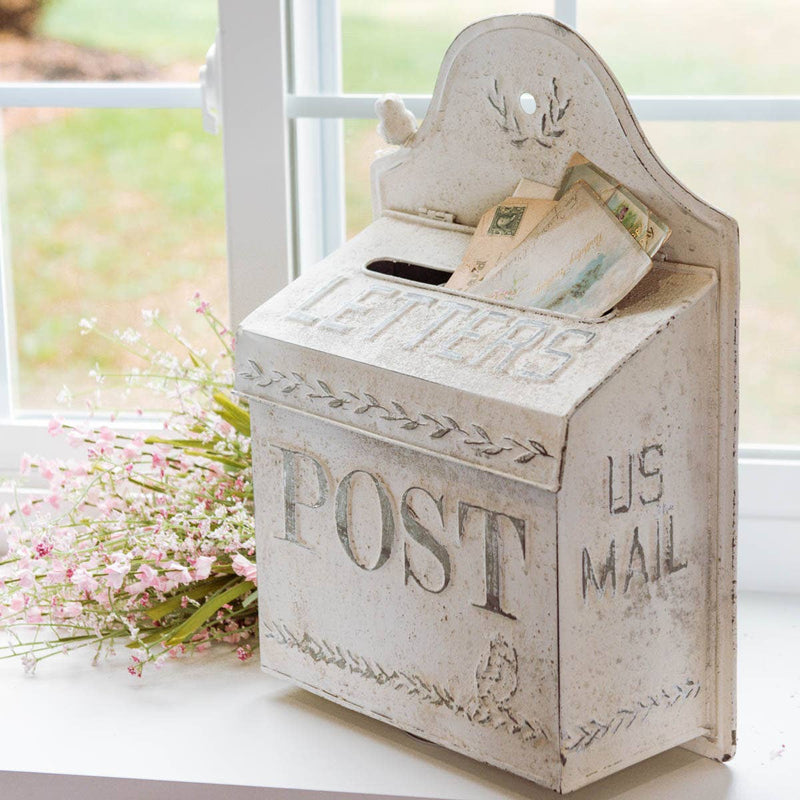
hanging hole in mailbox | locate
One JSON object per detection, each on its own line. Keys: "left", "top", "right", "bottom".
{"left": 519, "top": 92, "right": 537, "bottom": 114}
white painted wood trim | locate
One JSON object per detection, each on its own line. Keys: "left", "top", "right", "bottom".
{"left": 285, "top": 93, "right": 800, "bottom": 121}
{"left": 1, "top": 85, "right": 798, "bottom": 123}
{"left": 0, "top": 82, "right": 201, "bottom": 108}
{"left": 553, "top": 0, "right": 578, "bottom": 28}
{"left": 289, "top": 0, "right": 345, "bottom": 272}
{"left": 217, "top": 0, "right": 293, "bottom": 327}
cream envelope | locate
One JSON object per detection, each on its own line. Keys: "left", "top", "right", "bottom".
{"left": 445, "top": 196, "right": 555, "bottom": 291}
{"left": 471, "top": 181, "right": 653, "bottom": 318}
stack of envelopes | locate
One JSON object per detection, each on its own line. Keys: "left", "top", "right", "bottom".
{"left": 445, "top": 154, "right": 671, "bottom": 318}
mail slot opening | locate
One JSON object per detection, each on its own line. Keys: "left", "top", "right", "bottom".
{"left": 365, "top": 256, "right": 617, "bottom": 321}
{"left": 366, "top": 258, "right": 452, "bottom": 286}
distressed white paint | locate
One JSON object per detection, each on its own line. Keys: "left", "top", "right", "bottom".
{"left": 236, "top": 14, "right": 738, "bottom": 793}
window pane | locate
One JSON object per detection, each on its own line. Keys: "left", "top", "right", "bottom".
{"left": 0, "top": 0, "right": 217, "bottom": 82}
{"left": 642, "top": 121, "right": 800, "bottom": 443}
{"left": 341, "top": 0, "right": 553, "bottom": 94}
{"left": 4, "top": 108, "right": 227, "bottom": 411}
{"left": 344, "top": 119, "right": 381, "bottom": 238}
{"left": 344, "top": 119, "right": 800, "bottom": 444}
{"left": 579, "top": 1, "right": 800, "bottom": 94}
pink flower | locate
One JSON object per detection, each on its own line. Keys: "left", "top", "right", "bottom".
{"left": 20, "top": 502, "right": 33, "bottom": 517}
{"left": 231, "top": 554, "right": 258, "bottom": 585}
{"left": 98, "top": 497, "right": 119, "bottom": 517}
{"left": 126, "top": 564, "right": 164, "bottom": 595}
{"left": 19, "top": 453, "right": 31, "bottom": 475}
{"left": 26, "top": 607, "right": 44, "bottom": 624}
{"left": 9, "top": 594, "right": 26, "bottom": 613}
{"left": 164, "top": 561, "right": 192, "bottom": 588}
{"left": 122, "top": 437, "right": 143, "bottom": 461}
{"left": 45, "top": 561, "right": 67, "bottom": 584}
{"left": 98, "top": 426, "right": 116, "bottom": 444}
{"left": 48, "top": 494, "right": 61, "bottom": 509}
{"left": 47, "top": 417, "right": 63, "bottom": 437}
{"left": 192, "top": 555, "right": 215, "bottom": 580}
{"left": 237, "top": 645, "right": 253, "bottom": 662}
{"left": 18, "top": 570, "right": 34, "bottom": 589}
{"left": 61, "top": 601, "right": 82, "bottom": 619}
{"left": 39, "top": 461, "right": 55, "bottom": 481}
{"left": 104, "top": 559, "right": 131, "bottom": 590}
{"left": 70, "top": 567, "right": 99, "bottom": 595}
{"left": 65, "top": 460, "right": 88, "bottom": 478}
{"left": 34, "top": 538, "right": 53, "bottom": 558}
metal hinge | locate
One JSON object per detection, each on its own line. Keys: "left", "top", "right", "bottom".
{"left": 415, "top": 207, "right": 456, "bottom": 224}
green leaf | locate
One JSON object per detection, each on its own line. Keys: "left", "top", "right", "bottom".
{"left": 242, "top": 589, "right": 258, "bottom": 609}
{"left": 144, "top": 436, "right": 208, "bottom": 448}
{"left": 143, "top": 576, "right": 232, "bottom": 621}
{"left": 212, "top": 391, "right": 251, "bottom": 436}
{"left": 164, "top": 579, "right": 256, "bottom": 646}
{"left": 181, "top": 448, "right": 248, "bottom": 470}
{"left": 127, "top": 628, "right": 170, "bottom": 647}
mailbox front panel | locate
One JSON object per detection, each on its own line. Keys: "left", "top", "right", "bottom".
{"left": 251, "top": 401, "right": 561, "bottom": 786}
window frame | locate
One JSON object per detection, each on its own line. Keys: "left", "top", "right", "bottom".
{"left": 0, "top": 0, "right": 797, "bottom": 593}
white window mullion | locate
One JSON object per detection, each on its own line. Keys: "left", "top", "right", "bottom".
{"left": 289, "top": 0, "right": 345, "bottom": 272}
{"left": 284, "top": 93, "right": 800, "bottom": 122}
{"left": 217, "top": 0, "right": 293, "bottom": 327}
{"left": 553, "top": 0, "right": 578, "bottom": 29}
{"left": 0, "top": 82, "right": 200, "bottom": 108}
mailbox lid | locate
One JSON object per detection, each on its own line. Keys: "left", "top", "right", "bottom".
{"left": 235, "top": 215, "right": 717, "bottom": 492}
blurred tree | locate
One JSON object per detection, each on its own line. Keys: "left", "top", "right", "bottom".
{"left": 0, "top": 0, "right": 47, "bottom": 36}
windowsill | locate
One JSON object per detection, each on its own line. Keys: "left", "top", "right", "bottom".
{"left": 0, "top": 591, "right": 796, "bottom": 799}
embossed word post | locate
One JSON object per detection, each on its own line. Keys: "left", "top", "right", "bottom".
{"left": 234, "top": 14, "right": 738, "bottom": 794}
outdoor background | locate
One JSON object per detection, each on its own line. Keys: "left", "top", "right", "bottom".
{"left": 2, "top": 0, "right": 798, "bottom": 442}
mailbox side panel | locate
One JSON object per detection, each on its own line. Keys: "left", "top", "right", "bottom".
{"left": 250, "top": 402, "right": 561, "bottom": 787}
{"left": 556, "top": 283, "right": 721, "bottom": 791}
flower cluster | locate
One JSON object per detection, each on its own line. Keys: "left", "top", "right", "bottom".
{"left": 0, "top": 300, "right": 258, "bottom": 675}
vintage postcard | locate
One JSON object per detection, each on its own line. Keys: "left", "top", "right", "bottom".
{"left": 445, "top": 196, "right": 555, "bottom": 291}
{"left": 470, "top": 181, "right": 653, "bottom": 318}
{"left": 557, "top": 153, "right": 671, "bottom": 257}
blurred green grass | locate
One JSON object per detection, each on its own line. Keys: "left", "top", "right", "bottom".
{"left": 5, "top": 0, "right": 798, "bottom": 441}
{"left": 6, "top": 108, "right": 227, "bottom": 409}
{"left": 40, "top": 0, "right": 218, "bottom": 64}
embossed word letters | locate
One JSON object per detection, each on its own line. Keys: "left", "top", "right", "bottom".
{"left": 582, "top": 444, "right": 687, "bottom": 601}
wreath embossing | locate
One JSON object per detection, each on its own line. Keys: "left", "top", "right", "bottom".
{"left": 263, "top": 622, "right": 546, "bottom": 743}
{"left": 488, "top": 77, "right": 571, "bottom": 149}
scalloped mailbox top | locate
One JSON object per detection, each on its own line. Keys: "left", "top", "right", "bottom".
{"left": 371, "top": 14, "right": 738, "bottom": 279}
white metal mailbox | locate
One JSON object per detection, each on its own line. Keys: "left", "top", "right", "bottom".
{"left": 234, "top": 15, "right": 738, "bottom": 793}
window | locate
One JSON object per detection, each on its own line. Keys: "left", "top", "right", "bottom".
{"left": 0, "top": 1, "right": 223, "bottom": 475}
{"left": 1, "top": 0, "right": 798, "bottom": 591}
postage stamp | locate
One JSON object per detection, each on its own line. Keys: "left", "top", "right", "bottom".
{"left": 488, "top": 204, "right": 526, "bottom": 236}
